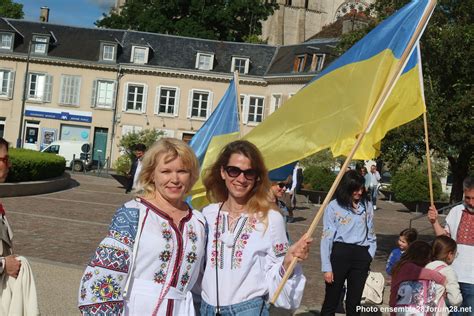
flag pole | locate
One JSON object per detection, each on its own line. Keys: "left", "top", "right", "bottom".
{"left": 270, "top": 0, "right": 437, "bottom": 304}
{"left": 423, "top": 112, "right": 435, "bottom": 206}
{"left": 233, "top": 71, "right": 245, "bottom": 138}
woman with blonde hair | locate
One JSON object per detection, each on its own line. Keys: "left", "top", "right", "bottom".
{"left": 199, "top": 140, "right": 311, "bottom": 315}
{"left": 78, "top": 138, "right": 207, "bottom": 315}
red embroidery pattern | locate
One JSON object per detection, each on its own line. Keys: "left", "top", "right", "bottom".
{"left": 456, "top": 210, "right": 474, "bottom": 246}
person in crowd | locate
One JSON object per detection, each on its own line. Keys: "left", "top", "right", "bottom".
{"left": 199, "top": 140, "right": 311, "bottom": 315}
{"left": 428, "top": 176, "right": 474, "bottom": 315}
{"left": 386, "top": 228, "right": 418, "bottom": 276}
{"left": 125, "top": 143, "right": 146, "bottom": 193}
{"left": 269, "top": 174, "right": 294, "bottom": 224}
{"left": 426, "top": 235, "right": 463, "bottom": 315}
{"left": 367, "top": 164, "right": 381, "bottom": 210}
{"left": 0, "top": 137, "right": 39, "bottom": 315}
{"left": 389, "top": 241, "right": 446, "bottom": 316}
{"left": 289, "top": 162, "right": 303, "bottom": 211}
{"left": 320, "top": 170, "right": 377, "bottom": 316}
{"left": 78, "top": 138, "right": 207, "bottom": 315}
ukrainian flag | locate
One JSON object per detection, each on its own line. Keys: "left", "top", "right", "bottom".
{"left": 188, "top": 79, "right": 240, "bottom": 165}
{"left": 190, "top": 0, "right": 434, "bottom": 201}
{"left": 243, "top": 0, "right": 433, "bottom": 170}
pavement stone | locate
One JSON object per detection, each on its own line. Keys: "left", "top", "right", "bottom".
{"left": 1, "top": 172, "right": 438, "bottom": 315}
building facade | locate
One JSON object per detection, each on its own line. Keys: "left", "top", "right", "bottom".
{"left": 261, "top": 0, "right": 374, "bottom": 45}
{"left": 0, "top": 18, "right": 337, "bottom": 166}
{"left": 112, "top": 0, "right": 373, "bottom": 45}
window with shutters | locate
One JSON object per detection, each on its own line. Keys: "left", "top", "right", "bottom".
{"left": 0, "top": 69, "right": 14, "bottom": 99}
{"left": 92, "top": 80, "right": 115, "bottom": 108}
{"left": 121, "top": 125, "right": 142, "bottom": 137}
{"left": 310, "top": 54, "right": 325, "bottom": 72}
{"left": 156, "top": 86, "right": 179, "bottom": 116}
{"left": 247, "top": 96, "right": 264, "bottom": 124}
{"left": 293, "top": 55, "right": 307, "bottom": 73}
{"left": 189, "top": 90, "right": 211, "bottom": 119}
{"left": 59, "top": 75, "right": 81, "bottom": 106}
{"left": 27, "top": 73, "right": 52, "bottom": 102}
{"left": 0, "top": 33, "right": 13, "bottom": 51}
{"left": 270, "top": 93, "right": 282, "bottom": 113}
{"left": 125, "top": 83, "right": 146, "bottom": 112}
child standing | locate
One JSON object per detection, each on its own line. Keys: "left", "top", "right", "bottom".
{"left": 425, "top": 236, "right": 463, "bottom": 315}
{"left": 389, "top": 241, "right": 446, "bottom": 316}
{"left": 386, "top": 228, "right": 418, "bottom": 276}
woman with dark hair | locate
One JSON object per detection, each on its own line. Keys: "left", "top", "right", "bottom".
{"left": 200, "top": 140, "right": 311, "bottom": 315}
{"left": 320, "top": 170, "right": 377, "bottom": 316}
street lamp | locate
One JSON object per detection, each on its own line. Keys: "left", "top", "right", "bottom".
{"left": 17, "top": 40, "right": 36, "bottom": 148}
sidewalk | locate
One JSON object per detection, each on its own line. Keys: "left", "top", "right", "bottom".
{"left": 2, "top": 174, "right": 437, "bottom": 315}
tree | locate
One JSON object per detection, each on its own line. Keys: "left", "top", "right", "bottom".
{"left": 0, "top": 0, "right": 24, "bottom": 19}
{"left": 96, "top": 0, "right": 278, "bottom": 42}
{"left": 114, "top": 129, "right": 164, "bottom": 174}
{"left": 337, "top": 0, "right": 473, "bottom": 202}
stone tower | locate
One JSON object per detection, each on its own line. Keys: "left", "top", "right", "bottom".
{"left": 112, "top": 0, "right": 373, "bottom": 45}
{"left": 261, "top": 0, "right": 374, "bottom": 45}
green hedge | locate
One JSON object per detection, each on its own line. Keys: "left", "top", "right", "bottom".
{"left": 7, "top": 148, "right": 65, "bottom": 182}
{"left": 391, "top": 169, "right": 442, "bottom": 203}
{"left": 303, "top": 166, "right": 336, "bottom": 192}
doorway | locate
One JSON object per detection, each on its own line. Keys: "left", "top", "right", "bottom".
{"left": 24, "top": 121, "right": 40, "bottom": 150}
{"left": 93, "top": 127, "right": 108, "bottom": 167}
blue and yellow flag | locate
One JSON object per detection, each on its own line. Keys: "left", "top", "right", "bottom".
{"left": 188, "top": 79, "right": 240, "bottom": 165}
{"left": 191, "top": 0, "right": 433, "bottom": 201}
{"left": 243, "top": 0, "right": 432, "bottom": 168}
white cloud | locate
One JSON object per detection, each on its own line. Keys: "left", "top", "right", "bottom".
{"left": 87, "top": 0, "right": 116, "bottom": 11}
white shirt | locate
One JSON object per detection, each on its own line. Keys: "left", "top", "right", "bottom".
{"left": 444, "top": 204, "right": 474, "bottom": 284}
{"left": 78, "top": 199, "right": 207, "bottom": 316}
{"left": 200, "top": 203, "right": 306, "bottom": 310}
{"left": 132, "top": 159, "right": 142, "bottom": 190}
{"left": 426, "top": 260, "right": 463, "bottom": 315}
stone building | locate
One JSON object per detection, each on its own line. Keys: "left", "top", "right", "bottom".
{"left": 0, "top": 17, "right": 337, "bottom": 166}
{"left": 112, "top": 0, "right": 374, "bottom": 45}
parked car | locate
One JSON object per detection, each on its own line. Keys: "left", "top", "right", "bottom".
{"left": 41, "top": 140, "right": 91, "bottom": 171}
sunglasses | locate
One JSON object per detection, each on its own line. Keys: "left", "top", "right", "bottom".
{"left": 224, "top": 166, "right": 258, "bottom": 181}
{"left": 277, "top": 182, "right": 286, "bottom": 189}
{"left": 0, "top": 156, "right": 8, "bottom": 163}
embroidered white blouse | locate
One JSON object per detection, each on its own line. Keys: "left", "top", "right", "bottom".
{"left": 78, "top": 198, "right": 207, "bottom": 316}
{"left": 200, "top": 203, "right": 306, "bottom": 310}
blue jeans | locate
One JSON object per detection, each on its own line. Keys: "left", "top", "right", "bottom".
{"left": 452, "top": 282, "right": 474, "bottom": 316}
{"left": 369, "top": 186, "right": 378, "bottom": 207}
{"left": 200, "top": 297, "right": 269, "bottom": 316}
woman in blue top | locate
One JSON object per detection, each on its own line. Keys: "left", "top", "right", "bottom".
{"left": 320, "top": 170, "right": 377, "bottom": 316}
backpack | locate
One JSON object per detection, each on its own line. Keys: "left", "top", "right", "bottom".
{"left": 394, "top": 265, "right": 446, "bottom": 314}
{"left": 361, "top": 271, "right": 385, "bottom": 305}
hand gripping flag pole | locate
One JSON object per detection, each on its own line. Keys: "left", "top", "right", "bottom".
{"left": 270, "top": 0, "right": 437, "bottom": 306}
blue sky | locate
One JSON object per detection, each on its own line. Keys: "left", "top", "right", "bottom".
{"left": 18, "top": 0, "right": 116, "bottom": 28}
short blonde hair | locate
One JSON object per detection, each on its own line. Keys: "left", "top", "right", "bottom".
{"left": 138, "top": 138, "right": 199, "bottom": 197}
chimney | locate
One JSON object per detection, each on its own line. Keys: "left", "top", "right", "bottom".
{"left": 40, "top": 6, "right": 49, "bottom": 22}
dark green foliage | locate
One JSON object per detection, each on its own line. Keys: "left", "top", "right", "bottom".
{"left": 97, "top": 0, "right": 278, "bottom": 42}
{"left": 0, "top": 0, "right": 24, "bottom": 19}
{"left": 391, "top": 169, "right": 442, "bottom": 203}
{"left": 303, "top": 166, "right": 336, "bottom": 192}
{"left": 7, "top": 148, "right": 65, "bottom": 182}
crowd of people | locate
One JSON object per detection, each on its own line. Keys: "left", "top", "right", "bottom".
{"left": 0, "top": 135, "right": 472, "bottom": 316}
